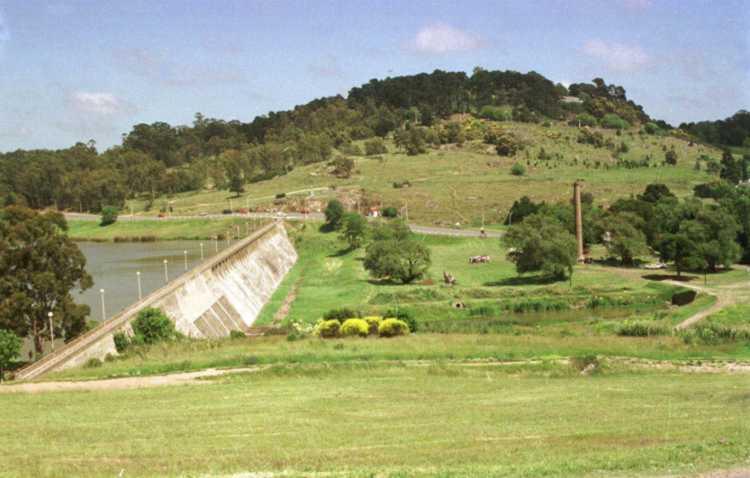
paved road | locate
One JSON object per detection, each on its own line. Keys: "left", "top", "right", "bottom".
{"left": 64, "top": 212, "right": 504, "bottom": 238}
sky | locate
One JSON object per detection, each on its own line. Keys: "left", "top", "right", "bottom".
{"left": 0, "top": 0, "right": 748, "bottom": 151}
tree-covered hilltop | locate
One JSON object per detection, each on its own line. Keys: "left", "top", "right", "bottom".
{"left": 680, "top": 110, "right": 750, "bottom": 148}
{"left": 0, "top": 67, "right": 712, "bottom": 214}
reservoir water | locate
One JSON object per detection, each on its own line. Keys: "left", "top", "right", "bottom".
{"left": 75, "top": 240, "right": 232, "bottom": 320}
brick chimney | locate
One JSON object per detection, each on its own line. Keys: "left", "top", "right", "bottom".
{"left": 574, "top": 180, "right": 585, "bottom": 262}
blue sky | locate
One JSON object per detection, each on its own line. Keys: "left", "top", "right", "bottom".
{"left": 0, "top": 0, "right": 747, "bottom": 151}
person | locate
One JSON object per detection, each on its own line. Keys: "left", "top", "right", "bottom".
{"left": 480, "top": 227, "right": 486, "bottom": 238}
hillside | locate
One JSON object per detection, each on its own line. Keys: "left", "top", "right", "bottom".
{"left": 0, "top": 69, "right": 681, "bottom": 215}
{"left": 127, "top": 119, "right": 721, "bottom": 227}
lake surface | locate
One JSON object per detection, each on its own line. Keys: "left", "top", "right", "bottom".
{"left": 75, "top": 240, "right": 232, "bottom": 320}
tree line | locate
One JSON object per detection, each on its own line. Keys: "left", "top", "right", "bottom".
{"left": 0, "top": 69, "right": 653, "bottom": 213}
{"left": 505, "top": 180, "right": 750, "bottom": 282}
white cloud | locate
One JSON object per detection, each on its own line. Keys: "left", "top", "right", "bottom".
{"left": 411, "top": 23, "right": 484, "bottom": 54}
{"left": 69, "top": 91, "right": 132, "bottom": 116}
{"left": 582, "top": 39, "right": 650, "bottom": 72}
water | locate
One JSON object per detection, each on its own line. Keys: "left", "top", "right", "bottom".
{"left": 75, "top": 240, "right": 231, "bottom": 320}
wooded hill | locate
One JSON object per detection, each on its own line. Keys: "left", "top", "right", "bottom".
{"left": 0, "top": 69, "right": 665, "bottom": 213}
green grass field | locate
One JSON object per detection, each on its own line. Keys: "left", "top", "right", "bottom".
{"left": 66, "top": 217, "right": 269, "bottom": 241}
{"left": 4, "top": 364, "right": 750, "bottom": 478}
{"left": 125, "top": 122, "right": 722, "bottom": 227}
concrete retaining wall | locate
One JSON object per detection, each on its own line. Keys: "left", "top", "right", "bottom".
{"left": 15, "top": 221, "right": 297, "bottom": 380}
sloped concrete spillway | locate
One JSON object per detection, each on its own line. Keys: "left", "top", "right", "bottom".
{"left": 15, "top": 222, "right": 297, "bottom": 380}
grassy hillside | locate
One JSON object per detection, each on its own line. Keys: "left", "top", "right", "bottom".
{"left": 128, "top": 121, "right": 720, "bottom": 227}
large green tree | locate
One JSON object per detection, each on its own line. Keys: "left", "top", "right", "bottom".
{"left": 0, "top": 207, "right": 92, "bottom": 357}
{"left": 504, "top": 213, "right": 577, "bottom": 281}
{"left": 339, "top": 213, "right": 368, "bottom": 250}
{"left": 603, "top": 212, "right": 650, "bottom": 265}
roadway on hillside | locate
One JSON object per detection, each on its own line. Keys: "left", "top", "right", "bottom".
{"left": 64, "top": 212, "right": 504, "bottom": 238}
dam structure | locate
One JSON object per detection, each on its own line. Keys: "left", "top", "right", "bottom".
{"left": 15, "top": 221, "right": 298, "bottom": 381}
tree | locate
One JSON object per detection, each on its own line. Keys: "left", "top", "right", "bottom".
{"left": 638, "top": 183, "right": 676, "bottom": 203}
{"left": 324, "top": 199, "right": 345, "bottom": 230}
{"left": 100, "top": 206, "right": 118, "bottom": 227}
{"left": 0, "top": 329, "right": 21, "bottom": 382}
{"left": 0, "top": 207, "right": 92, "bottom": 356}
{"left": 664, "top": 147, "right": 678, "bottom": 166}
{"left": 603, "top": 213, "right": 649, "bottom": 265}
{"left": 363, "top": 239, "right": 431, "bottom": 284}
{"left": 657, "top": 229, "right": 705, "bottom": 277}
{"left": 364, "top": 138, "right": 387, "bottom": 156}
{"left": 504, "top": 214, "right": 577, "bottom": 281}
{"left": 720, "top": 150, "right": 743, "bottom": 184}
{"left": 331, "top": 155, "right": 355, "bottom": 178}
{"left": 507, "top": 196, "right": 542, "bottom": 224}
{"left": 340, "top": 213, "right": 367, "bottom": 250}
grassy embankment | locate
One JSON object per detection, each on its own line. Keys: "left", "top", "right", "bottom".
{"left": 66, "top": 217, "right": 268, "bottom": 241}
{"left": 124, "top": 121, "right": 720, "bottom": 226}
{"left": 3, "top": 364, "right": 750, "bottom": 478}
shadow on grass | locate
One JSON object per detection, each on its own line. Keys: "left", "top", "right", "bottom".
{"left": 328, "top": 247, "right": 354, "bottom": 258}
{"left": 484, "top": 275, "right": 560, "bottom": 287}
{"left": 642, "top": 274, "right": 697, "bottom": 282}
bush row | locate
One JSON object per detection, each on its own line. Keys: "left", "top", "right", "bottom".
{"left": 315, "top": 316, "right": 410, "bottom": 339}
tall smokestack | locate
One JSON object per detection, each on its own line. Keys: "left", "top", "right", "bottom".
{"left": 574, "top": 180, "right": 585, "bottom": 262}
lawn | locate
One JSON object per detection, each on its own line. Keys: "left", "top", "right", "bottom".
{"left": 255, "top": 225, "right": 691, "bottom": 331}
{"left": 66, "top": 217, "right": 268, "bottom": 241}
{"left": 3, "top": 364, "right": 750, "bottom": 478}
{"left": 41, "top": 332, "right": 750, "bottom": 382}
{"left": 124, "top": 121, "right": 721, "bottom": 227}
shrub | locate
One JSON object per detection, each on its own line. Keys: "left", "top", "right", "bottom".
{"left": 489, "top": 131, "right": 523, "bottom": 156}
{"left": 616, "top": 321, "right": 670, "bottom": 337}
{"left": 323, "top": 308, "right": 359, "bottom": 322}
{"left": 0, "top": 329, "right": 21, "bottom": 381}
{"left": 229, "top": 330, "right": 246, "bottom": 339}
{"left": 275, "top": 192, "right": 286, "bottom": 199}
{"left": 378, "top": 318, "right": 410, "bottom": 337}
{"left": 316, "top": 319, "right": 341, "bottom": 338}
{"left": 601, "top": 114, "right": 629, "bottom": 130}
{"left": 574, "top": 113, "right": 598, "bottom": 127}
{"left": 665, "top": 148, "right": 678, "bottom": 166}
{"left": 364, "top": 138, "right": 388, "bottom": 156}
{"left": 577, "top": 128, "right": 605, "bottom": 147}
{"left": 84, "top": 358, "right": 103, "bottom": 368}
{"left": 478, "top": 105, "right": 512, "bottom": 121}
{"left": 132, "top": 308, "right": 176, "bottom": 345}
{"left": 384, "top": 308, "right": 418, "bottom": 333}
{"left": 382, "top": 207, "right": 398, "bottom": 218}
{"left": 100, "top": 206, "right": 119, "bottom": 227}
{"left": 222, "top": 209, "right": 232, "bottom": 215}
{"left": 570, "top": 355, "right": 599, "bottom": 372}
{"left": 340, "top": 319, "right": 370, "bottom": 337}
{"left": 510, "top": 162, "right": 526, "bottom": 176}
{"left": 363, "top": 316, "right": 383, "bottom": 335}
{"left": 112, "top": 331, "right": 130, "bottom": 353}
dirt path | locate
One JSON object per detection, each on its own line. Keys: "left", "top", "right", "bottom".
{"left": 5, "top": 357, "right": 750, "bottom": 394}
{"left": 665, "top": 279, "right": 750, "bottom": 330}
{"left": 0, "top": 367, "right": 259, "bottom": 394}
{"left": 271, "top": 281, "right": 301, "bottom": 325}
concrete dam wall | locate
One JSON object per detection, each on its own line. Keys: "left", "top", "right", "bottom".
{"left": 15, "top": 222, "right": 297, "bottom": 380}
